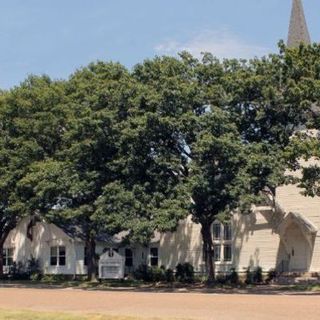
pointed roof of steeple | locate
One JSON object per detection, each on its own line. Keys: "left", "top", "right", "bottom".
{"left": 287, "top": 0, "right": 311, "bottom": 48}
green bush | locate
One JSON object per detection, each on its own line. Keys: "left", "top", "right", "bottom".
{"left": 8, "top": 262, "right": 30, "bottom": 280}
{"left": 165, "top": 268, "right": 175, "bottom": 282}
{"left": 253, "top": 267, "right": 263, "bottom": 284}
{"left": 2, "top": 258, "right": 42, "bottom": 281}
{"left": 245, "top": 266, "right": 263, "bottom": 284}
{"left": 245, "top": 267, "right": 254, "bottom": 285}
{"left": 134, "top": 265, "right": 174, "bottom": 282}
{"left": 133, "top": 264, "right": 153, "bottom": 282}
{"left": 27, "top": 258, "right": 42, "bottom": 281}
{"left": 152, "top": 267, "right": 166, "bottom": 282}
{"left": 266, "top": 268, "right": 278, "bottom": 283}
{"left": 215, "top": 274, "right": 227, "bottom": 285}
{"left": 226, "top": 268, "right": 239, "bottom": 285}
{"left": 175, "top": 263, "right": 194, "bottom": 283}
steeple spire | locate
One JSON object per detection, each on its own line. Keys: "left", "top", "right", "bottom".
{"left": 287, "top": 0, "right": 311, "bottom": 48}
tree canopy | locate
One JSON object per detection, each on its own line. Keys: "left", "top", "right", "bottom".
{"left": 0, "top": 76, "right": 66, "bottom": 274}
{"left": 1, "top": 43, "right": 320, "bottom": 279}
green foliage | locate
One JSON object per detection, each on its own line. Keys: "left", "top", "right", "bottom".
{"left": 27, "top": 258, "right": 42, "bottom": 281}
{"left": 2, "top": 44, "right": 320, "bottom": 280}
{"left": 266, "top": 269, "right": 278, "bottom": 284}
{"left": 245, "top": 267, "right": 254, "bottom": 285}
{"left": 227, "top": 268, "right": 239, "bottom": 285}
{"left": 152, "top": 266, "right": 166, "bottom": 282}
{"left": 133, "top": 264, "right": 153, "bottom": 282}
{"left": 175, "top": 263, "right": 194, "bottom": 283}
{"left": 215, "top": 270, "right": 239, "bottom": 286}
{"left": 246, "top": 266, "right": 263, "bottom": 284}
{"left": 5, "top": 258, "right": 42, "bottom": 281}
{"left": 165, "top": 268, "right": 175, "bottom": 282}
{"left": 253, "top": 267, "right": 263, "bottom": 284}
{"left": 133, "top": 264, "right": 168, "bottom": 282}
{"left": 8, "top": 262, "right": 30, "bottom": 280}
{"left": 0, "top": 76, "right": 67, "bottom": 273}
{"left": 215, "top": 274, "right": 228, "bottom": 285}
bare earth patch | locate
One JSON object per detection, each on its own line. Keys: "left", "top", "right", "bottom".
{"left": 0, "top": 310, "right": 164, "bottom": 320}
{"left": 0, "top": 310, "right": 136, "bottom": 320}
{"left": 0, "top": 287, "right": 319, "bottom": 320}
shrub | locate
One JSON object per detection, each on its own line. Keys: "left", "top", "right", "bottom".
{"left": 245, "top": 266, "right": 263, "bottom": 284}
{"left": 8, "top": 262, "right": 30, "bottom": 280}
{"left": 253, "top": 267, "right": 263, "bottom": 284}
{"left": 215, "top": 274, "right": 227, "bottom": 285}
{"left": 152, "top": 267, "right": 166, "bottom": 282}
{"left": 245, "top": 267, "right": 254, "bottom": 285}
{"left": 227, "top": 268, "right": 239, "bottom": 285}
{"left": 266, "top": 268, "right": 277, "bottom": 283}
{"left": 27, "top": 258, "right": 42, "bottom": 281}
{"left": 133, "top": 264, "right": 153, "bottom": 282}
{"left": 165, "top": 268, "right": 175, "bottom": 282}
{"left": 4, "top": 258, "right": 42, "bottom": 281}
{"left": 175, "top": 263, "right": 194, "bottom": 283}
{"left": 134, "top": 265, "right": 175, "bottom": 282}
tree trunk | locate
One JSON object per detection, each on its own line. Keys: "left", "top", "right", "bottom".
{"left": 86, "top": 236, "right": 98, "bottom": 282}
{"left": 201, "top": 223, "right": 215, "bottom": 282}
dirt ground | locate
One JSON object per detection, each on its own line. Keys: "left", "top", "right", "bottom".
{"left": 0, "top": 288, "right": 319, "bottom": 320}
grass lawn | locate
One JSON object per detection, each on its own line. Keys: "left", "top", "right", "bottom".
{"left": 0, "top": 310, "right": 167, "bottom": 320}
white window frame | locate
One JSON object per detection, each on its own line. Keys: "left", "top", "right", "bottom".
{"left": 50, "top": 246, "right": 66, "bottom": 267}
{"left": 3, "top": 247, "right": 14, "bottom": 267}
{"left": 213, "top": 244, "right": 221, "bottom": 262}
{"left": 149, "top": 247, "right": 159, "bottom": 267}
{"left": 212, "top": 221, "right": 233, "bottom": 264}
{"left": 223, "top": 243, "right": 232, "bottom": 262}
{"left": 213, "top": 222, "right": 221, "bottom": 240}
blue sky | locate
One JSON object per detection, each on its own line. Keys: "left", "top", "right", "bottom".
{"left": 0, "top": 0, "right": 319, "bottom": 89}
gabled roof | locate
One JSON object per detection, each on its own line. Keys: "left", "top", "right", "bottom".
{"left": 59, "top": 223, "right": 160, "bottom": 245}
{"left": 278, "top": 211, "right": 318, "bottom": 236}
{"left": 59, "top": 224, "right": 127, "bottom": 244}
{"left": 288, "top": 0, "right": 311, "bottom": 48}
{"left": 99, "top": 249, "right": 124, "bottom": 262}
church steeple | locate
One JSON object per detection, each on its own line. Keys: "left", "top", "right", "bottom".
{"left": 287, "top": 0, "right": 311, "bottom": 48}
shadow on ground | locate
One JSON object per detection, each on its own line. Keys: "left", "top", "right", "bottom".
{"left": 0, "top": 281, "right": 319, "bottom": 296}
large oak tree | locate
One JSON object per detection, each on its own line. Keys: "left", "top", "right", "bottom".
{"left": 0, "top": 76, "right": 66, "bottom": 275}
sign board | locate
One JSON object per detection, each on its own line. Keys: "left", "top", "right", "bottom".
{"left": 98, "top": 249, "right": 125, "bottom": 279}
